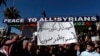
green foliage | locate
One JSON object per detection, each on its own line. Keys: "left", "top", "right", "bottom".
{"left": 4, "top": 6, "right": 21, "bottom": 19}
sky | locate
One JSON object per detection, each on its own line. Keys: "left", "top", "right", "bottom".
{"left": 0, "top": 0, "right": 100, "bottom": 34}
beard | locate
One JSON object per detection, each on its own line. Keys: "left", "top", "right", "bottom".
{"left": 87, "top": 49, "right": 94, "bottom": 52}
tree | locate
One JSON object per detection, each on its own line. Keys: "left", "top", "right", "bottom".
{"left": 0, "top": 0, "right": 21, "bottom": 36}
{"left": 0, "top": 0, "right": 7, "bottom": 6}
{"left": 3, "top": 6, "right": 21, "bottom": 36}
{"left": 4, "top": 6, "right": 21, "bottom": 19}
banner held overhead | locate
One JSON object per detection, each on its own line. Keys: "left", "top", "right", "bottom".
{"left": 37, "top": 22, "right": 77, "bottom": 45}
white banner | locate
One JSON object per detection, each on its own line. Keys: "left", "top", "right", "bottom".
{"left": 37, "top": 22, "right": 77, "bottom": 45}
{"left": 91, "top": 36, "right": 99, "bottom": 41}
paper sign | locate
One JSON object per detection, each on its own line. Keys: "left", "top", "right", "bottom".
{"left": 37, "top": 22, "right": 77, "bottom": 45}
{"left": 91, "top": 36, "right": 99, "bottom": 41}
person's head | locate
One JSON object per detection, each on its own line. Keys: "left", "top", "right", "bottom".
{"left": 74, "top": 44, "right": 80, "bottom": 51}
{"left": 36, "top": 49, "right": 40, "bottom": 54}
{"left": 22, "top": 40, "right": 28, "bottom": 49}
{"left": 49, "top": 46, "right": 53, "bottom": 50}
{"left": 86, "top": 42, "right": 95, "bottom": 52}
{"left": 52, "top": 54, "right": 56, "bottom": 56}
{"left": 27, "top": 42, "right": 33, "bottom": 51}
{"left": 93, "top": 41, "right": 97, "bottom": 44}
{"left": 96, "top": 47, "right": 100, "bottom": 53}
{"left": 85, "top": 36, "right": 89, "bottom": 42}
{"left": 59, "top": 47, "right": 62, "bottom": 51}
{"left": 63, "top": 44, "right": 70, "bottom": 49}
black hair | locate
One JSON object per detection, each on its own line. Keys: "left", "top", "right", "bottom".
{"left": 87, "top": 42, "right": 95, "bottom": 47}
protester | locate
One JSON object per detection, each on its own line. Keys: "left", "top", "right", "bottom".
{"left": 0, "top": 26, "right": 100, "bottom": 56}
{"left": 96, "top": 47, "right": 100, "bottom": 54}
{"left": 80, "top": 42, "right": 100, "bottom": 56}
{"left": 1, "top": 35, "right": 19, "bottom": 56}
{"left": 74, "top": 43, "right": 81, "bottom": 56}
{"left": 27, "top": 42, "right": 35, "bottom": 56}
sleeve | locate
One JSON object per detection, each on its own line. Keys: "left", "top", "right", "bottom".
{"left": 5, "top": 40, "right": 16, "bottom": 44}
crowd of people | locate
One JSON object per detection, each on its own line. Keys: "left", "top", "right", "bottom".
{"left": 0, "top": 27, "right": 100, "bottom": 56}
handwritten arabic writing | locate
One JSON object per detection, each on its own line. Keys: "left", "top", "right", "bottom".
{"left": 38, "top": 33, "right": 76, "bottom": 44}
{"left": 38, "top": 31, "right": 77, "bottom": 44}
{"left": 53, "top": 34, "right": 64, "bottom": 43}
{"left": 65, "top": 37, "right": 76, "bottom": 42}
{"left": 38, "top": 22, "right": 74, "bottom": 32}
{"left": 39, "top": 37, "right": 53, "bottom": 44}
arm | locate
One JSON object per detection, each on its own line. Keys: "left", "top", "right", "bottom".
{"left": 5, "top": 39, "right": 16, "bottom": 45}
